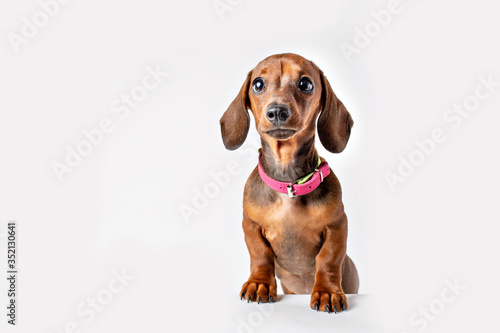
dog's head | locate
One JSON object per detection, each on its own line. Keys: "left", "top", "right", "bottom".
{"left": 220, "top": 53, "right": 353, "bottom": 153}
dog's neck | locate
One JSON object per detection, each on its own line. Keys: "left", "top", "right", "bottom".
{"left": 260, "top": 135, "right": 319, "bottom": 183}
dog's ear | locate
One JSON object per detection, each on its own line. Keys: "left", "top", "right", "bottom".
{"left": 220, "top": 71, "right": 252, "bottom": 150}
{"left": 315, "top": 66, "right": 353, "bottom": 153}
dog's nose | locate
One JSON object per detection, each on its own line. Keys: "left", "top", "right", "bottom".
{"left": 266, "top": 104, "right": 290, "bottom": 126}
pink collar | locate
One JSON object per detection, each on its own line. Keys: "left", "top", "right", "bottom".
{"left": 258, "top": 153, "right": 330, "bottom": 198}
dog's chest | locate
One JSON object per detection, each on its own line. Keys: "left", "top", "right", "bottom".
{"left": 245, "top": 193, "right": 332, "bottom": 262}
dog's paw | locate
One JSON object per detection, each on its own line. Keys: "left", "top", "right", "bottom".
{"left": 310, "top": 290, "right": 347, "bottom": 313}
{"left": 240, "top": 278, "right": 277, "bottom": 304}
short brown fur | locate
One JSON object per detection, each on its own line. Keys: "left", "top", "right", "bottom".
{"left": 220, "top": 53, "right": 359, "bottom": 313}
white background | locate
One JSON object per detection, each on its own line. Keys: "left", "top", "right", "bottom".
{"left": 1, "top": 0, "right": 499, "bottom": 332}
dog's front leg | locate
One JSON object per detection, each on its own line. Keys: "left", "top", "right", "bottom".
{"left": 310, "top": 219, "right": 348, "bottom": 313}
{"left": 240, "top": 213, "right": 278, "bottom": 303}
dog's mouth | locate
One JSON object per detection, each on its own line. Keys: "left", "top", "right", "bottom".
{"left": 265, "top": 129, "right": 297, "bottom": 140}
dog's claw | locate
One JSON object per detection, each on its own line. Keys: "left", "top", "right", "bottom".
{"left": 314, "top": 303, "right": 319, "bottom": 311}
{"left": 342, "top": 303, "right": 346, "bottom": 311}
{"left": 334, "top": 306, "right": 338, "bottom": 314}
{"left": 240, "top": 293, "right": 244, "bottom": 301}
{"left": 269, "top": 295, "right": 274, "bottom": 303}
{"left": 258, "top": 297, "right": 262, "bottom": 304}
{"left": 325, "top": 305, "right": 331, "bottom": 313}
{"left": 247, "top": 295, "right": 251, "bottom": 303}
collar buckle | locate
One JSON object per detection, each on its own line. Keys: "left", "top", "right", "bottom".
{"left": 314, "top": 168, "right": 324, "bottom": 183}
{"left": 286, "top": 183, "right": 297, "bottom": 198}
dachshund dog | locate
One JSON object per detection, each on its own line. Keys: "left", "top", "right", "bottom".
{"left": 220, "top": 53, "right": 359, "bottom": 313}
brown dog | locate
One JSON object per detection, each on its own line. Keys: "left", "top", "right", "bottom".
{"left": 220, "top": 53, "right": 359, "bottom": 313}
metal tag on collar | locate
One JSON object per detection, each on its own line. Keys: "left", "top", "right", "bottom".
{"left": 286, "top": 183, "right": 297, "bottom": 198}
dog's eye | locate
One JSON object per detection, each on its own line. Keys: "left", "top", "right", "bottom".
{"left": 298, "top": 77, "right": 314, "bottom": 92}
{"left": 252, "top": 78, "right": 265, "bottom": 94}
